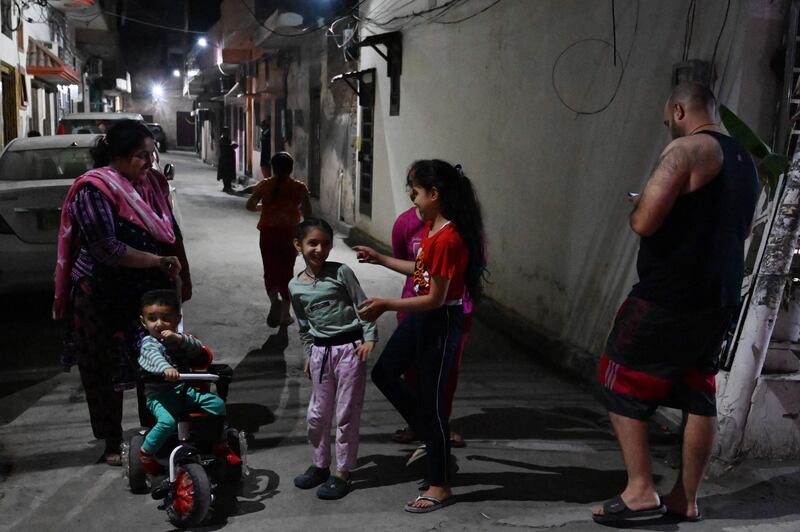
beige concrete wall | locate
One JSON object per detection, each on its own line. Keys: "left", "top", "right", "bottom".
{"left": 280, "top": 31, "right": 360, "bottom": 223}
{"left": 354, "top": 0, "right": 787, "bottom": 356}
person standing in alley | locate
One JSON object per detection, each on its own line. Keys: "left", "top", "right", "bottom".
{"left": 217, "top": 127, "right": 237, "bottom": 193}
{"left": 246, "top": 152, "right": 312, "bottom": 339}
{"left": 592, "top": 82, "right": 758, "bottom": 524}
{"left": 53, "top": 120, "right": 190, "bottom": 466}
{"left": 259, "top": 119, "right": 271, "bottom": 178}
{"left": 289, "top": 218, "right": 377, "bottom": 500}
{"left": 389, "top": 204, "right": 471, "bottom": 449}
{"left": 355, "top": 159, "right": 487, "bottom": 513}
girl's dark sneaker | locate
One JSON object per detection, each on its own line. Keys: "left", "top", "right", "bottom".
{"left": 294, "top": 466, "right": 330, "bottom": 489}
{"left": 317, "top": 475, "right": 351, "bottom": 500}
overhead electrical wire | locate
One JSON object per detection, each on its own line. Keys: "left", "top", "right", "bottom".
{"left": 357, "top": 0, "right": 503, "bottom": 32}
{"left": 611, "top": 0, "right": 616, "bottom": 66}
{"left": 551, "top": 0, "right": 639, "bottom": 116}
{"left": 361, "top": 0, "right": 468, "bottom": 28}
{"left": 710, "top": 0, "right": 731, "bottom": 81}
{"left": 237, "top": 0, "right": 371, "bottom": 39}
{"left": 682, "top": 0, "right": 697, "bottom": 62}
{"left": 434, "top": 0, "right": 502, "bottom": 25}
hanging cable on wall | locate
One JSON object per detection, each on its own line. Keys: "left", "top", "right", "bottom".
{"left": 682, "top": 0, "right": 697, "bottom": 62}
{"left": 710, "top": 0, "right": 732, "bottom": 91}
{"left": 611, "top": 0, "right": 617, "bottom": 66}
{"left": 551, "top": 0, "right": 639, "bottom": 116}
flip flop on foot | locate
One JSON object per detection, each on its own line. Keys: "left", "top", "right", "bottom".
{"left": 392, "top": 427, "right": 415, "bottom": 444}
{"left": 404, "top": 495, "right": 454, "bottom": 514}
{"left": 592, "top": 494, "right": 666, "bottom": 523}
{"left": 663, "top": 509, "right": 703, "bottom": 522}
{"left": 266, "top": 305, "right": 281, "bottom": 328}
{"left": 450, "top": 431, "right": 466, "bottom": 448}
{"left": 99, "top": 451, "right": 121, "bottom": 466}
{"left": 406, "top": 444, "right": 427, "bottom": 466}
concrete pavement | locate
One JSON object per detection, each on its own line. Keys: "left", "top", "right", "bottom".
{"left": 1, "top": 151, "right": 800, "bottom": 531}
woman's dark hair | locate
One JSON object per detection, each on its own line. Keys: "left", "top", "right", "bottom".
{"left": 270, "top": 151, "right": 294, "bottom": 200}
{"left": 140, "top": 289, "right": 181, "bottom": 313}
{"left": 90, "top": 120, "right": 154, "bottom": 168}
{"left": 407, "top": 159, "right": 488, "bottom": 301}
{"left": 296, "top": 217, "right": 334, "bottom": 241}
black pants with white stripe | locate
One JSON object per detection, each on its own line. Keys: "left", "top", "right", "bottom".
{"left": 372, "top": 305, "right": 464, "bottom": 486}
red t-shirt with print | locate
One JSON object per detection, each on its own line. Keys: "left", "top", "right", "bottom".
{"left": 413, "top": 221, "right": 468, "bottom": 301}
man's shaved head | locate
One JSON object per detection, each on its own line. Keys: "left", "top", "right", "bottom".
{"left": 668, "top": 82, "right": 716, "bottom": 113}
{"left": 663, "top": 82, "right": 717, "bottom": 139}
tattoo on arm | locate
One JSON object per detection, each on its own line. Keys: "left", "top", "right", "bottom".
{"left": 658, "top": 145, "right": 691, "bottom": 175}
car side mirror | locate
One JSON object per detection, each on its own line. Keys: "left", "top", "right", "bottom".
{"left": 164, "top": 163, "right": 175, "bottom": 180}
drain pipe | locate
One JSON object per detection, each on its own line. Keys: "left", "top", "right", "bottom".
{"left": 337, "top": 168, "right": 344, "bottom": 221}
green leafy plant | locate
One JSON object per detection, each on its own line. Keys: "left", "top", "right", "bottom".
{"left": 719, "top": 104, "right": 790, "bottom": 196}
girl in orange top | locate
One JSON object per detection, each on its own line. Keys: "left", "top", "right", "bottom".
{"left": 246, "top": 152, "right": 312, "bottom": 333}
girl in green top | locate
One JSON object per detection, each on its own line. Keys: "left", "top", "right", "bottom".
{"left": 288, "top": 218, "right": 377, "bottom": 500}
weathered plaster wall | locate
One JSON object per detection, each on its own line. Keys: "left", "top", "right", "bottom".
{"left": 353, "top": 0, "right": 786, "bottom": 357}
{"left": 282, "top": 32, "right": 359, "bottom": 222}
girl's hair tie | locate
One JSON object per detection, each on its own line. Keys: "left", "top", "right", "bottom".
{"left": 454, "top": 164, "right": 465, "bottom": 179}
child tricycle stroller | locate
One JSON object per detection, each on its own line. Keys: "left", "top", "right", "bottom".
{"left": 123, "top": 364, "right": 248, "bottom": 528}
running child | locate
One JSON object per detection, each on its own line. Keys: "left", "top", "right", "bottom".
{"left": 137, "top": 289, "right": 240, "bottom": 474}
{"left": 354, "top": 159, "right": 487, "bottom": 513}
{"left": 289, "top": 218, "right": 378, "bottom": 500}
{"left": 246, "top": 152, "right": 312, "bottom": 336}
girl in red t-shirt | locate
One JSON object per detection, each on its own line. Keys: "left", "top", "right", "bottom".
{"left": 355, "top": 160, "right": 487, "bottom": 514}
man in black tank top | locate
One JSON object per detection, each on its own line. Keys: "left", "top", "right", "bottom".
{"left": 593, "top": 83, "right": 758, "bottom": 524}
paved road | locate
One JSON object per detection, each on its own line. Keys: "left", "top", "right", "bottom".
{"left": 1, "top": 151, "right": 800, "bottom": 531}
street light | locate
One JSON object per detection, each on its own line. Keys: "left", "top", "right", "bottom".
{"left": 198, "top": 37, "right": 208, "bottom": 47}
{"left": 172, "top": 69, "right": 181, "bottom": 77}
{"left": 151, "top": 83, "right": 164, "bottom": 99}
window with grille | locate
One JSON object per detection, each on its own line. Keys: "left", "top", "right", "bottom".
{"left": 358, "top": 74, "right": 375, "bottom": 217}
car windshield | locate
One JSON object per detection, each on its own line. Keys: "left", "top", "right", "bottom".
{"left": 60, "top": 119, "right": 129, "bottom": 134}
{"left": 0, "top": 147, "right": 94, "bottom": 181}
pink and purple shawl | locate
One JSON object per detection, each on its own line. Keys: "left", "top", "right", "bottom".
{"left": 53, "top": 167, "right": 176, "bottom": 316}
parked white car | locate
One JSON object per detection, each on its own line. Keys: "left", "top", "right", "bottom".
{"left": 57, "top": 112, "right": 146, "bottom": 135}
{"left": 0, "top": 134, "right": 178, "bottom": 294}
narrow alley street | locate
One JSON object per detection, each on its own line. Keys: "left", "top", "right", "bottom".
{"left": 0, "top": 152, "right": 799, "bottom": 532}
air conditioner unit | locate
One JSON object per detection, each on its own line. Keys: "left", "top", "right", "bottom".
{"left": 86, "top": 57, "right": 102, "bottom": 80}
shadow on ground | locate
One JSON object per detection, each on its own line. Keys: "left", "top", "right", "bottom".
{"left": 190, "top": 467, "right": 280, "bottom": 531}
{"left": 697, "top": 471, "right": 800, "bottom": 521}
{"left": 455, "top": 455, "right": 631, "bottom": 504}
{"left": 451, "top": 405, "right": 614, "bottom": 441}
{"left": 225, "top": 337, "right": 287, "bottom": 434}
{"left": 0, "top": 289, "right": 64, "bottom": 399}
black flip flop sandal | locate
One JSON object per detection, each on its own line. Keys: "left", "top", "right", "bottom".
{"left": 404, "top": 495, "right": 454, "bottom": 514}
{"left": 664, "top": 509, "right": 703, "bottom": 522}
{"left": 592, "top": 494, "right": 666, "bottom": 523}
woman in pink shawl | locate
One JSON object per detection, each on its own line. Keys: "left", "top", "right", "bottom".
{"left": 53, "top": 120, "right": 191, "bottom": 466}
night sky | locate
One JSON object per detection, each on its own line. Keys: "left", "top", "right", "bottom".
{"left": 118, "top": 0, "right": 222, "bottom": 67}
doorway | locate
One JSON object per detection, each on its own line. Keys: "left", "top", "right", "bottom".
{"left": 176, "top": 111, "right": 195, "bottom": 148}
{"left": 1, "top": 64, "right": 18, "bottom": 145}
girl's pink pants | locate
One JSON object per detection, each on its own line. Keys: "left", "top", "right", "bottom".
{"left": 307, "top": 342, "right": 366, "bottom": 471}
